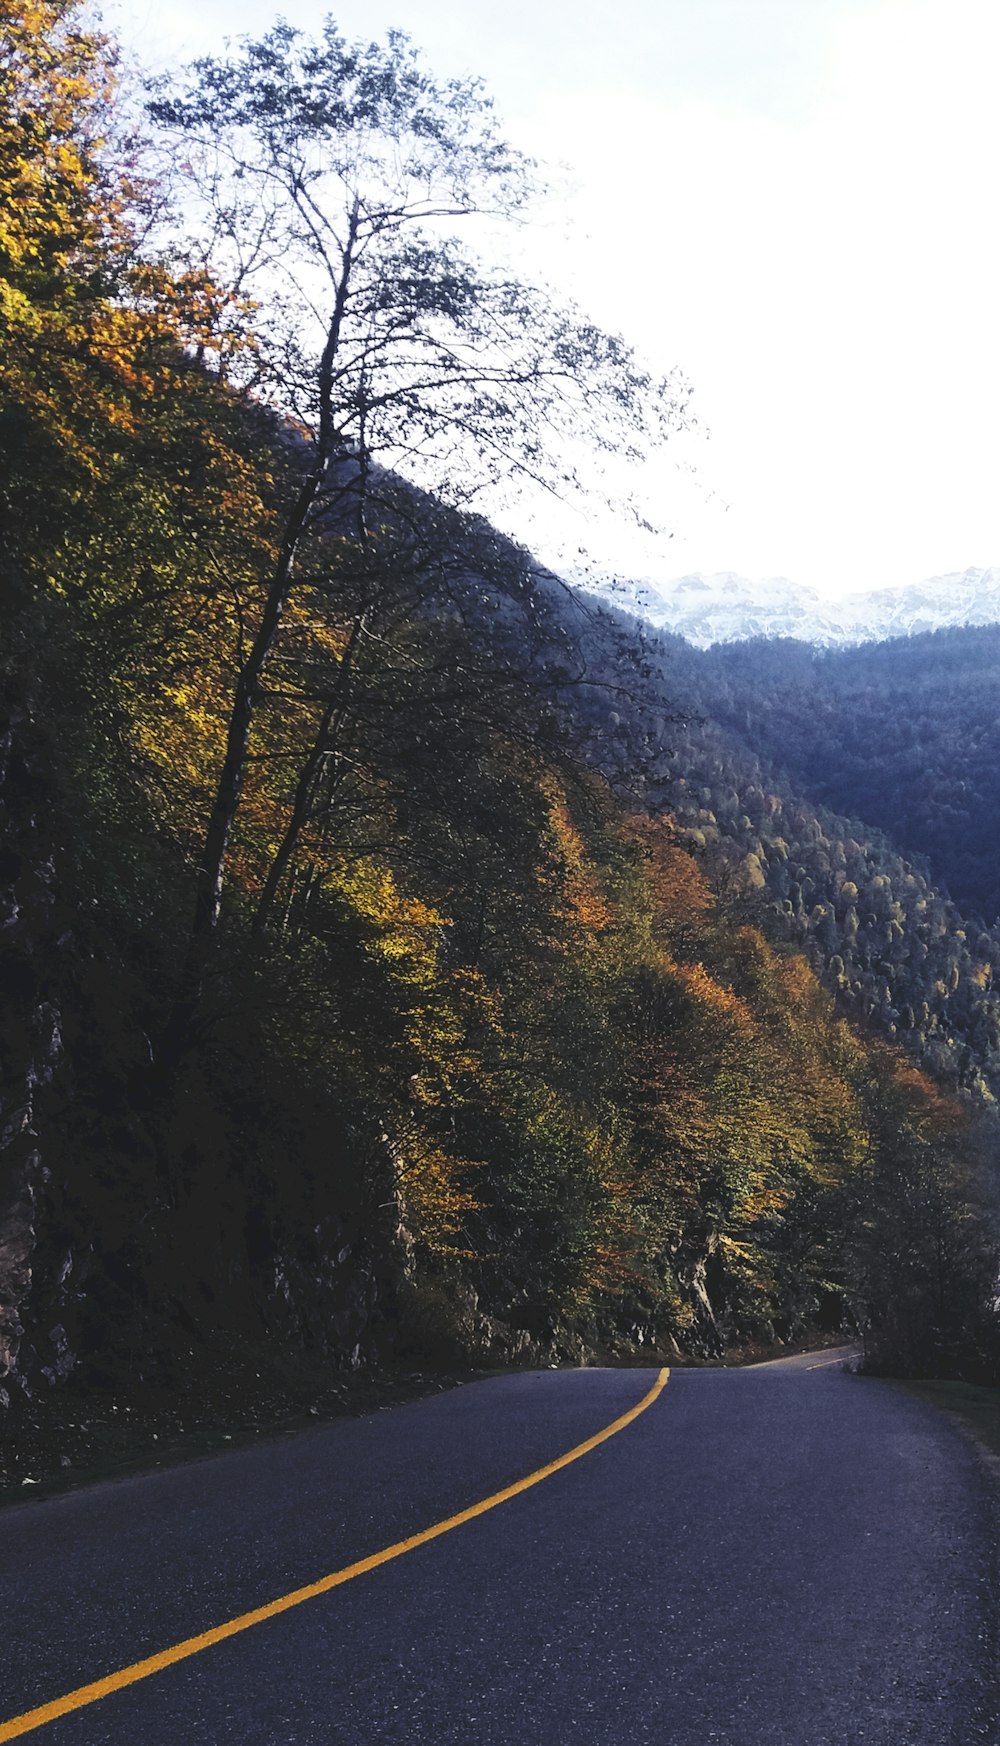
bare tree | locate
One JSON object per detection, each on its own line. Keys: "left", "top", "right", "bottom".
{"left": 149, "top": 19, "right": 691, "bottom": 1034}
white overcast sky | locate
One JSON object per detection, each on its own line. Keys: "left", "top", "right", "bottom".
{"left": 106, "top": 0, "right": 1000, "bottom": 600}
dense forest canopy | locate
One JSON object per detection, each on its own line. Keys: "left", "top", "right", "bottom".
{"left": 1, "top": 2, "right": 998, "bottom": 1415}
{"left": 697, "top": 625, "right": 1000, "bottom": 924}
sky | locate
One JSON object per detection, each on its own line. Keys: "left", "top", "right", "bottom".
{"left": 106, "top": 0, "right": 1000, "bottom": 601}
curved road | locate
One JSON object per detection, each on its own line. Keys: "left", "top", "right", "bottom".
{"left": 0, "top": 1351, "right": 997, "bottom": 1744}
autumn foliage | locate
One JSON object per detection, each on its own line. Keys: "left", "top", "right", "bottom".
{"left": 2, "top": 2, "right": 996, "bottom": 1382}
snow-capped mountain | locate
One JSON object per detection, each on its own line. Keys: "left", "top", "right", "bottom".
{"left": 581, "top": 567, "right": 1000, "bottom": 647}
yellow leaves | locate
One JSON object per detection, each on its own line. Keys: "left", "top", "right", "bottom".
{"left": 775, "top": 950, "right": 823, "bottom": 1010}
{"left": 0, "top": 1, "right": 116, "bottom": 285}
{"left": 0, "top": 277, "right": 39, "bottom": 330}
{"left": 673, "top": 959, "right": 755, "bottom": 1037}
{"left": 391, "top": 1123, "right": 481, "bottom": 1252}
{"left": 322, "top": 859, "right": 497, "bottom": 1114}
{"left": 731, "top": 1179, "right": 792, "bottom": 1224}
{"left": 540, "top": 774, "right": 611, "bottom": 936}
{"left": 606, "top": 890, "right": 874, "bottom": 1265}
{"left": 333, "top": 858, "right": 448, "bottom": 973}
{"left": 1, "top": 2, "right": 259, "bottom": 502}
{"left": 125, "top": 261, "right": 261, "bottom": 363}
{"left": 132, "top": 668, "right": 232, "bottom": 818}
{"left": 718, "top": 1235, "right": 776, "bottom": 1296}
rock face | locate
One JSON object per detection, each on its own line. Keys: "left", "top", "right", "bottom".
{"left": 579, "top": 566, "right": 1000, "bottom": 647}
{"left": 0, "top": 701, "right": 68, "bottom": 1399}
{"left": 0, "top": 693, "right": 409, "bottom": 1400}
{"left": 0, "top": 692, "right": 461, "bottom": 1399}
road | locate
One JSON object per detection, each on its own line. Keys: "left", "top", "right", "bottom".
{"left": 0, "top": 1351, "right": 997, "bottom": 1744}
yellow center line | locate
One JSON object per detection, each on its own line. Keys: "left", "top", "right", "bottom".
{"left": 805, "top": 1355, "right": 851, "bottom": 1370}
{"left": 0, "top": 1367, "right": 669, "bottom": 1741}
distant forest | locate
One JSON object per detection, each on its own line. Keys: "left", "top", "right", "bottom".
{"left": 697, "top": 627, "right": 1000, "bottom": 924}
{"left": 583, "top": 618, "right": 1000, "bottom": 1110}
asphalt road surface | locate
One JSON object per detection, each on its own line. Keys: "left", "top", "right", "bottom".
{"left": 1, "top": 1350, "right": 997, "bottom": 1745}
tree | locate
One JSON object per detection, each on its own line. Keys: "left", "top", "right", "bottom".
{"left": 148, "top": 19, "right": 691, "bottom": 1032}
{"left": 1, "top": 0, "right": 115, "bottom": 322}
{"left": 845, "top": 1046, "right": 998, "bottom": 1376}
{"left": 244, "top": 490, "right": 580, "bottom": 941}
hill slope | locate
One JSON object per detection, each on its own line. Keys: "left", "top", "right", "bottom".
{"left": 695, "top": 625, "right": 1000, "bottom": 925}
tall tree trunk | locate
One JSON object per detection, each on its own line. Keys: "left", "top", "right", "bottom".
{"left": 251, "top": 609, "right": 367, "bottom": 936}
{"left": 164, "top": 206, "right": 360, "bottom": 1051}
{"left": 165, "top": 475, "right": 320, "bottom": 1045}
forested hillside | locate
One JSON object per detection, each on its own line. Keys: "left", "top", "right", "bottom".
{"left": 698, "top": 626, "right": 1000, "bottom": 923}
{"left": 2, "top": 1, "right": 997, "bottom": 1453}
{"left": 539, "top": 613, "right": 979, "bottom": 1110}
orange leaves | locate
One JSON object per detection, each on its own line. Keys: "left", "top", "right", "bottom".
{"left": 622, "top": 812, "right": 712, "bottom": 948}
{"left": 672, "top": 959, "right": 755, "bottom": 1037}
{"left": 540, "top": 774, "right": 611, "bottom": 937}
{"left": 864, "top": 1042, "right": 965, "bottom": 1143}
{"left": 496, "top": 781, "right": 879, "bottom": 1310}
{"left": 390, "top": 1125, "right": 481, "bottom": 1253}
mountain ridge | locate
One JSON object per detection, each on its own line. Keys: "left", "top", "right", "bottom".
{"left": 580, "top": 565, "right": 1000, "bottom": 646}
